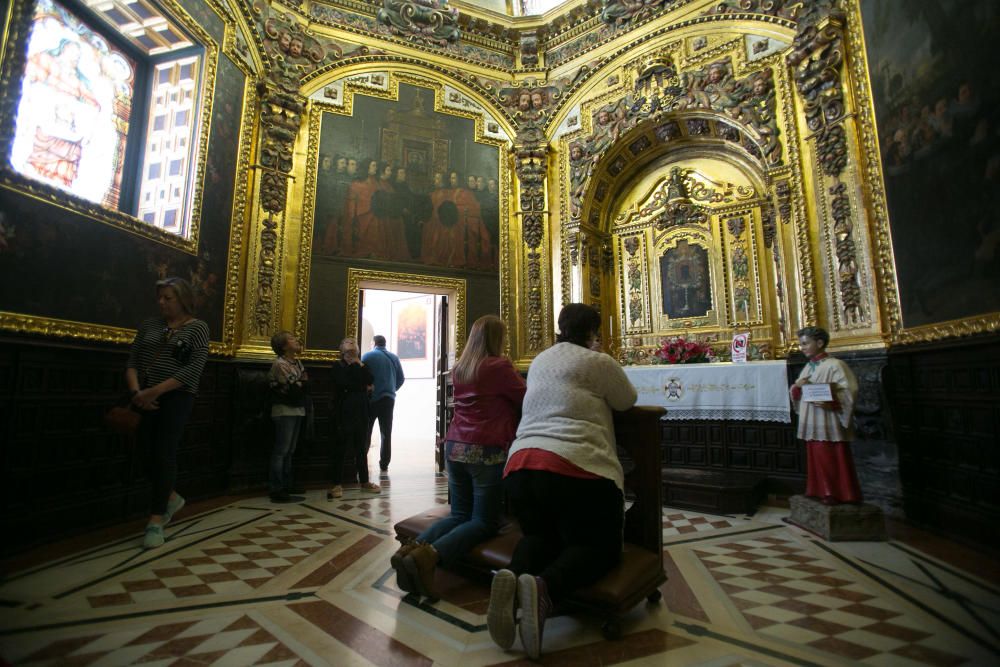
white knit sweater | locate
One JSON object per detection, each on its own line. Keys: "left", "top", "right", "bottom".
{"left": 508, "top": 342, "right": 638, "bottom": 491}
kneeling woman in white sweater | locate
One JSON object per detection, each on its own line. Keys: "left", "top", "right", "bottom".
{"left": 487, "top": 303, "right": 637, "bottom": 659}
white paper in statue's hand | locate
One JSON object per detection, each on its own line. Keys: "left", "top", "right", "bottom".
{"left": 801, "top": 383, "right": 834, "bottom": 402}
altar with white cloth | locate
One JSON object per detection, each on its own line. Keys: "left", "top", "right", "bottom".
{"left": 622, "top": 361, "right": 791, "bottom": 423}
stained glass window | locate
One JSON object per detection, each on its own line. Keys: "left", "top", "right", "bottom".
{"left": 9, "top": 0, "right": 203, "bottom": 240}
{"left": 11, "top": 0, "right": 135, "bottom": 208}
{"left": 137, "top": 56, "right": 200, "bottom": 236}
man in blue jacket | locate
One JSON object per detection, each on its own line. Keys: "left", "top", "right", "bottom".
{"left": 362, "top": 335, "right": 405, "bottom": 471}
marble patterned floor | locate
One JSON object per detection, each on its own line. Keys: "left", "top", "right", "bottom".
{"left": 1, "top": 465, "right": 998, "bottom": 666}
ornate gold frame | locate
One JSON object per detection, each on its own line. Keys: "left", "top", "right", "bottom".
{"left": 0, "top": 0, "right": 252, "bottom": 354}
{"left": 0, "top": 0, "right": 219, "bottom": 256}
{"left": 309, "top": 267, "right": 468, "bottom": 363}
{"left": 293, "top": 68, "right": 511, "bottom": 358}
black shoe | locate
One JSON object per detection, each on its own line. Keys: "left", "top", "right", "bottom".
{"left": 379, "top": 465, "right": 389, "bottom": 472}
{"left": 286, "top": 487, "right": 306, "bottom": 495}
{"left": 269, "top": 491, "right": 291, "bottom": 503}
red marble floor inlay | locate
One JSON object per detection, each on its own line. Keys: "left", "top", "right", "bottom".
{"left": 863, "top": 620, "right": 931, "bottom": 643}
{"left": 662, "top": 551, "right": 709, "bottom": 623}
{"left": 890, "top": 643, "right": 966, "bottom": 666}
{"left": 808, "top": 635, "right": 880, "bottom": 660}
{"left": 291, "top": 598, "right": 433, "bottom": 666}
{"left": 21, "top": 636, "right": 101, "bottom": 662}
{"left": 87, "top": 592, "right": 135, "bottom": 607}
{"left": 293, "top": 533, "right": 382, "bottom": 588}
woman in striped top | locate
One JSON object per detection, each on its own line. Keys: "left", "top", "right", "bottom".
{"left": 126, "top": 277, "right": 210, "bottom": 549}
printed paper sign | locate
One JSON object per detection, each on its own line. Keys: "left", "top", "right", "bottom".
{"left": 731, "top": 333, "right": 749, "bottom": 363}
{"left": 801, "top": 383, "right": 834, "bottom": 402}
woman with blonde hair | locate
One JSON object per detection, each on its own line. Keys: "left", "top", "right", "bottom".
{"left": 329, "top": 337, "right": 379, "bottom": 498}
{"left": 126, "top": 277, "right": 209, "bottom": 549}
{"left": 392, "top": 315, "right": 526, "bottom": 598}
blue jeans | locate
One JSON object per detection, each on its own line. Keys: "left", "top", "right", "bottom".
{"left": 416, "top": 450, "right": 504, "bottom": 567}
{"left": 271, "top": 416, "right": 302, "bottom": 493}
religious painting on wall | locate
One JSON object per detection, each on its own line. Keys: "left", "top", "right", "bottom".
{"left": 11, "top": 0, "right": 136, "bottom": 208}
{"left": 862, "top": 0, "right": 1000, "bottom": 327}
{"left": 391, "top": 294, "right": 434, "bottom": 378}
{"left": 660, "top": 240, "right": 712, "bottom": 319}
{"left": 311, "top": 83, "right": 500, "bottom": 272}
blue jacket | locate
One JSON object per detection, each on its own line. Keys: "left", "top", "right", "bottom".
{"left": 362, "top": 346, "right": 405, "bottom": 401}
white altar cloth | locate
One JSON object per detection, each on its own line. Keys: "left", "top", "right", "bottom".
{"left": 622, "top": 361, "right": 791, "bottom": 423}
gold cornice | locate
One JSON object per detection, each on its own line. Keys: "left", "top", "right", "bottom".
{"left": 300, "top": 63, "right": 518, "bottom": 139}
{"left": 892, "top": 314, "right": 1000, "bottom": 347}
{"left": 545, "top": 20, "right": 796, "bottom": 137}
{"left": 299, "top": 2, "right": 515, "bottom": 73}
{"left": 0, "top": 312, "right": 136, "bottom": 346}
{"left": 544, "top": 12, "right": 796, "bottom": 91}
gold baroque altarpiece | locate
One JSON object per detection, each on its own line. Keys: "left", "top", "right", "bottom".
{"left": 1, "top": 0, "right": 997, "bottom": 356}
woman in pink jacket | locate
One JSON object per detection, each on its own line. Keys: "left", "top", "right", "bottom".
{"left": 391, "top": 315, "right": 526, "bottom": 598}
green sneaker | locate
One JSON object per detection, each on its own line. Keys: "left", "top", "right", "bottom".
{"left": 143, "top": 524, "right": 164, "bottom": 549}
{"left": 163, "top": 495, "right": 185, "bottom": 526}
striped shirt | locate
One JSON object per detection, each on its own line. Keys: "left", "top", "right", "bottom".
{"left": 127, "top": 316, "right": 210, "bottom": 395}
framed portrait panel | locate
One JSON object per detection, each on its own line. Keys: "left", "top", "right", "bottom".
{"left": 391, "top": 294, "right": 434, "bottom": 378}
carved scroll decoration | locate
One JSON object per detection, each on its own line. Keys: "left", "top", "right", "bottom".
{"left": 376, "top": 0, "right": 460, "bottom": 47}
{"left": 787, "top": 10, "right": 865, "bottom": 327}
{"left": 514, "top": 108, "right": 548, "bottom": 351}
{"left": 253, "top": 62, "right": 304, "bottom": 336}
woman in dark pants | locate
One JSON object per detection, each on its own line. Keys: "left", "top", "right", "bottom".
{"left": 126, "top": 277, "right": 209, "bottom": 549}
{"left": 487, "top": 303, "right": 637, "bottom": 659}
{"left": 329, "top": 337, "right": 380, "bottom": 498}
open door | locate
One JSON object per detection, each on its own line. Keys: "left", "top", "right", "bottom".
{"left": 433, "top": 295, "right": 450, "bottom": 473}
{"left": 355, "top": 289, "right": 365, "bottom": 342}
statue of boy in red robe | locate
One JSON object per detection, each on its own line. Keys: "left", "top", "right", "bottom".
{"left": 789, "top": 326, "right": 863, "bottom": 505}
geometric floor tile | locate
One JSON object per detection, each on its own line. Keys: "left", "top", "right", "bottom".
{"left": 87, "top": 513, "right": 348, "bottom": 609}
{"left": 15, "top": 615, "right": 308, "bottom": 667}
{"left": 2, "top": 441, "right": 996, "bottom": 667}
{"left": 696, "top": 535, "right": 970, "bottom": 665}
{"left": 663, "top": 510, "right": 744, "bottom": 537}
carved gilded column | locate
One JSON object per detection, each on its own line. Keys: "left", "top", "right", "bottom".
{"left": 788, "top": 10, "right": 878, "bottom": 337}
{"left": 513, "top": 115, "right": 550, "bottom": 356}
{"left": 240, "top": 62, "right": 305, "bottom": 351}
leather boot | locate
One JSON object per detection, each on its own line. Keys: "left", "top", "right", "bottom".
{"left": 403, "top": 543, "right": 439, "bottom": 599}
{"left": 391, "top": 541, "right": 420, "bottom": 594}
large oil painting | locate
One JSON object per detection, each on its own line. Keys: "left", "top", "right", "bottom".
{"left": 311, "top": 83, "right": 500, "bottom": 272}
{"left": 862, "top": 0, "right": 1000, "bottom": 327}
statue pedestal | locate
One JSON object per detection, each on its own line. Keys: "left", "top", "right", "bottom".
{"left": 787, "top": 495, "right": 886, "bottom": 541}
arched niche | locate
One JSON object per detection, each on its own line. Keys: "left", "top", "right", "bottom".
{"left": 562, "top": 112, "right": 791, "bottom": 360}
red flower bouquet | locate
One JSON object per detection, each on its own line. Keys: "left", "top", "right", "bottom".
{"left": 653, "top": 337, "right": 714, "bottom": 364}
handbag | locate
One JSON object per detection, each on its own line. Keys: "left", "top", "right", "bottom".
{"left": 105, "top": 404, "right": 141, "bottom": 436}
